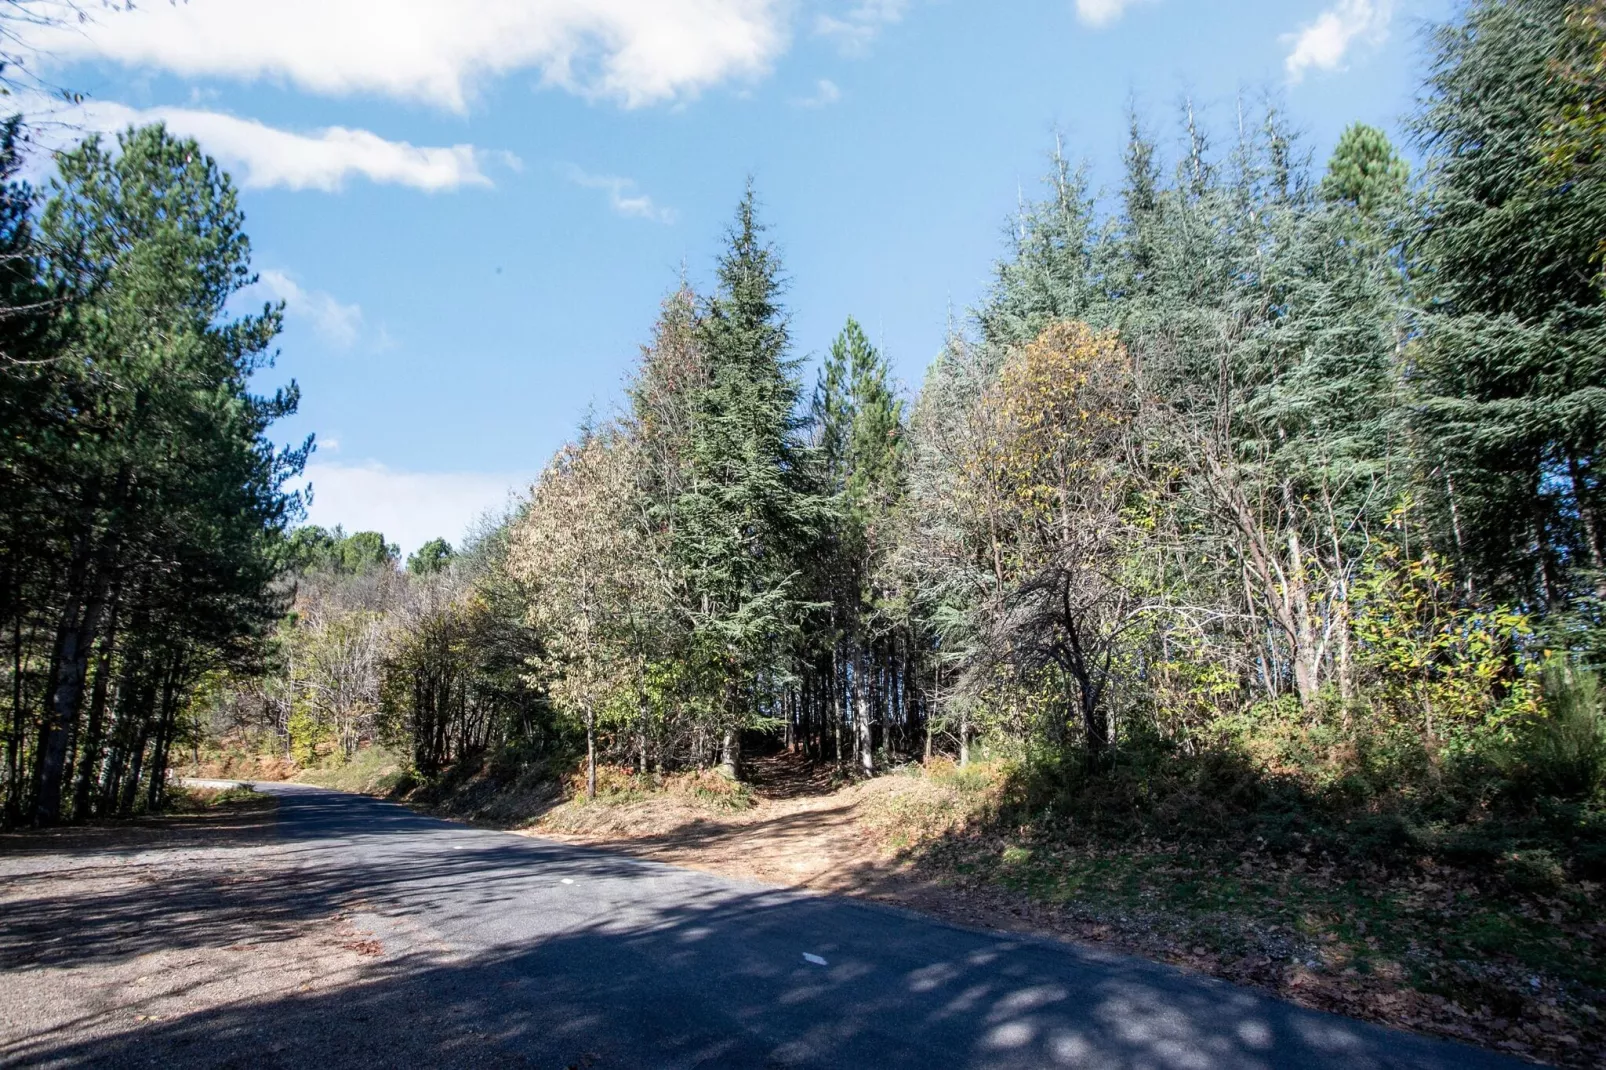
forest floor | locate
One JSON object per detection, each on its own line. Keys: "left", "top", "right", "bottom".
{"left": 522, "top": 751, "right": 1604, "bottom": 1070}
{"left": 0, "top": 791, "right": 392, "bottom": 1066}
{"left": 532, "top": 753, "right": 962, "bottom": 905}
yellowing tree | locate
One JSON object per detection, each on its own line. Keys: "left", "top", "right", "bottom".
{"left": 960, "top": 321, "right": 1145, "bottom": 757}
{"left": 510, "top": 430, "right": 646, "bottom": 798}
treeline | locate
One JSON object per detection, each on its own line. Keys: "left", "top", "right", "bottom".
{"left": 497, "top": 0, "right": 1606, "bottom": 799}
{"left": 0, "top": 125, "right": 306, "bottom": 826}
{"left": 209, "top": 523, "right": 546, "bottom": 780}
{"left": 202, "top": 0, "right": 1606, "bottom": 817}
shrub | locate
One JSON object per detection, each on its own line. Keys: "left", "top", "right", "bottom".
{"left": 1501, "top": 661, "right": 1606, "bottom": 802}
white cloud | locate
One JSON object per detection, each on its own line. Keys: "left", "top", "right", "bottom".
{"left": 300, "top": 461, "right": 531, "bottom": 557}
{"left": 793, "top": 79, "right": 842, "bottom": 109}
{"left": 248, "top": 270, "right": 365, "bottom": 348}
{"left": 25, "top": 0, "right": 789, "bottom": 112}
{"left": 1284, "top": 0, "right": 1392, "bottom": 82}
{"left": 562, "top": 165, "right": 676, "bottom": 224}
{"left": 815, "top": 0, "right": 907, "bottom": 55}
{"left": 45, "top": 97, "right": 494, "bottom": 192}
{"left": 1074, "top": 0, "right": 1155, "bottom": 27}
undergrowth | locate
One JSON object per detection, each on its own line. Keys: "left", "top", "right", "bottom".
{"left": 859, "top": 671, "right": 1606, "bottom": 1066}
{"left": 562, "top": 764, "right": 758, "bottom": 812}
{"left": 165, "top": 783, "right": 270, "bottom": 812}
{"left": 293, "top": 744, "right": 413, "bottom": 796}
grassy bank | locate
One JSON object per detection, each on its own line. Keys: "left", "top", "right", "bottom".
{"left": 291, "top": 745, "right": 413, "bottom": 796}
{"left": 859, "top": 748, "right": 1604, "bottom": 1068}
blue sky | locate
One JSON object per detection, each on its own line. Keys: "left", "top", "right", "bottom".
{"left": 20, "top": 0, "right": 1449, "bottom": 553}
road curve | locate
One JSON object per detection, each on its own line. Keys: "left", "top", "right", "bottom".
{"left": 130, "top": 782, "right": 1531, "bottom": 1068}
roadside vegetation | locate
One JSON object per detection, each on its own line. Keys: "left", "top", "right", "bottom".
{"left": 166, "top": 783, "right": 272, "bottom": 812}
{"left": 7, "top": 0, "right": 1606, "bottom": 1062}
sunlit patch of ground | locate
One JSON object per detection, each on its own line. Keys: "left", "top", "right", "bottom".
{"left": 0, "top": 797, "right": 393, "bottom": 1065}
{"left": 523, "top": 752, "right": 1604, "bottom": 1068}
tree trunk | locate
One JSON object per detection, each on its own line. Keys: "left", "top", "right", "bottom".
{"left": 1570, "top": 454, "right": 1606, "bottom": 597}
{"left": 36, "top": 602, "right": 101, "bottom": 824}
{"left": 73, "top": 597, "right": 122, "bottom": 820}
{"left": 959, "top": 705, "right": 970, "bottom": 768}
{"left": 6, "top": 596, "right": 23, "bottom": 827}
{"left": 855, "top": 654, "right": 873, "bottom": 777}
{"left": 638, "top": 698, "right": 649, "bottom": 776}
{"left": 719, "top": 727, "right": 740, "bottom": 781}
{"left": 37, "top": 469, "right": 128, "bottom": 824}
{"left": 119, "top": 716, "right": 150, "bottom": 816}
{"left": 146, "top": 673, "right": 178, "bottom": 812}
{"left": 585, "top": 706, "right": 597, "bottom": 800}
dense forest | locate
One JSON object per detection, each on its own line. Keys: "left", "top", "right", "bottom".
{"left": 7, "top": 0, "right": 1606, "bottom": 848}
{"left": 0, "top": 122, "right": 307, "bottom": 826}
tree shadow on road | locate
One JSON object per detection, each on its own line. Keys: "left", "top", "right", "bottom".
{"left": 0, "top": 796, "right": 1515, "bottom": 1070}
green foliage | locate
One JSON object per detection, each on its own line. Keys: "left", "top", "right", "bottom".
{"left": 1320, "top": 122, "right": 1409, "bottom": 214}
{"left": 2, "top": 122, "right": 306, "bottom": 825}
{"left": 677, "top": 186, "right": 823, "bottom": 662}
{"left": 1412, "top": 0, "right": 1606, "bottom": 608}
{"left": 407, "top": 537, "right": 455, "bottom": 576}
{"left": 287, "top": 525, "right": 399, "bottom": 575}
{"left": 1350, "top": 510, "right": 1541, "bottom": 757}
{"left": 1505, "top": 660, "right": 1606, "bottom": 800}
{"left": 286, "top": 703, "right": 327, "bottom": 768}
{"left": 293, "top": 744, "right": 409, "bottom": 796}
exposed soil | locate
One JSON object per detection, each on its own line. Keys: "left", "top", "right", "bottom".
{"left": 529, "top": 753, "right": 1127, "bottom": 934}
{"left": 0, "top": 798, "right": 397, "bottom": 1066}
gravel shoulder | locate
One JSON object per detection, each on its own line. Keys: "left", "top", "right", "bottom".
{"left": 0, "top": 797, "right": 392, "bottom": 1067}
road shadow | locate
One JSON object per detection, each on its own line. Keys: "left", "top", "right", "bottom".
{"left": 0, "top": 789, "right": 1519, "bottom": 1070}
{"left": 0, "top": 798, "right": 279, "bottom": 858}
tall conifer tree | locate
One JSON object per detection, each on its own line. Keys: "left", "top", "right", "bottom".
{"left": 676, "top": 185, "right": 823, "bottom": 776}
{"left": 1413, "top": 0, "right": 1606, "bottom": 607}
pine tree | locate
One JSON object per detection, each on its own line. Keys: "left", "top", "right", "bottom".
{"left": 1321, "top": 123, "right": 1410, "bottom": 216}
{"left": 813, "top": 317, "right": 906, "bottom": 772}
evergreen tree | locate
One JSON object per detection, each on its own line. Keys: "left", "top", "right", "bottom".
{"left": 6, "top": 124, "right": 306, "bottom": 823}
{"left": 407, "top": 538, "right": 455, "bottom": 576}
{"left": 813, "top": 317, "right": 906, "bottom": 772}
{"left": 1321, "top": 123, "right": 1410, "bottom": 216}
{"left": 1412, "top": 0, "right": 1606, "bottom": 607}
{"left": 675, "top": 185, "right": 824, "bottom": 777}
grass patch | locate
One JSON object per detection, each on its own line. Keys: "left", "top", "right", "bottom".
{"left": 293, "top": 745, "right": 412, "bottom": 796}
{"left": 165, "top": 783, "right": 271, "bottom": 812}
{"left": 866, "top": 755, "right": 1605, "bottom": 1067}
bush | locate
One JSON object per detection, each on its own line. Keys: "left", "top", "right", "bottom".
{"left": 1501, "top": 847, "right": 1568, "bottom": 895}
{"left": 293, "top": 744, "right": 407, "bottom": 795}
{"left": 560, "top": 762, "right": 757, "bottom": 811}
{"left": 1499, "top": 661, "right": 1606, "bottom": 802}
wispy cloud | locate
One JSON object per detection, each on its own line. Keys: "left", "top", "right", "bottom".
{"left": 562, "top": 165, "right": 676, "bottom": 224}
{"left": 22, "top": 0, "right": 791, "bottom": 112}
{"left": 1284, "top": 0, "right": 1392, "bottom": 82}
{"left": 31, "top": 96, "right": 498, "bottom": 192}
{"left": 1074, "top": 0, "right": 1156, "bottom": 27}
{"left": 815, "top": 0, "right": 908, "bottom": 56}
{"left": 248, "top": 270, "right": 365, "bottom": 348}
{"left": 792, "top": 79, "right": 842, "bottom": 109}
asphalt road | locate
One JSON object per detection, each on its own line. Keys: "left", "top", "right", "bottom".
{"left": 75, "top": 782, "right": 1534, "bottom": 1069}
